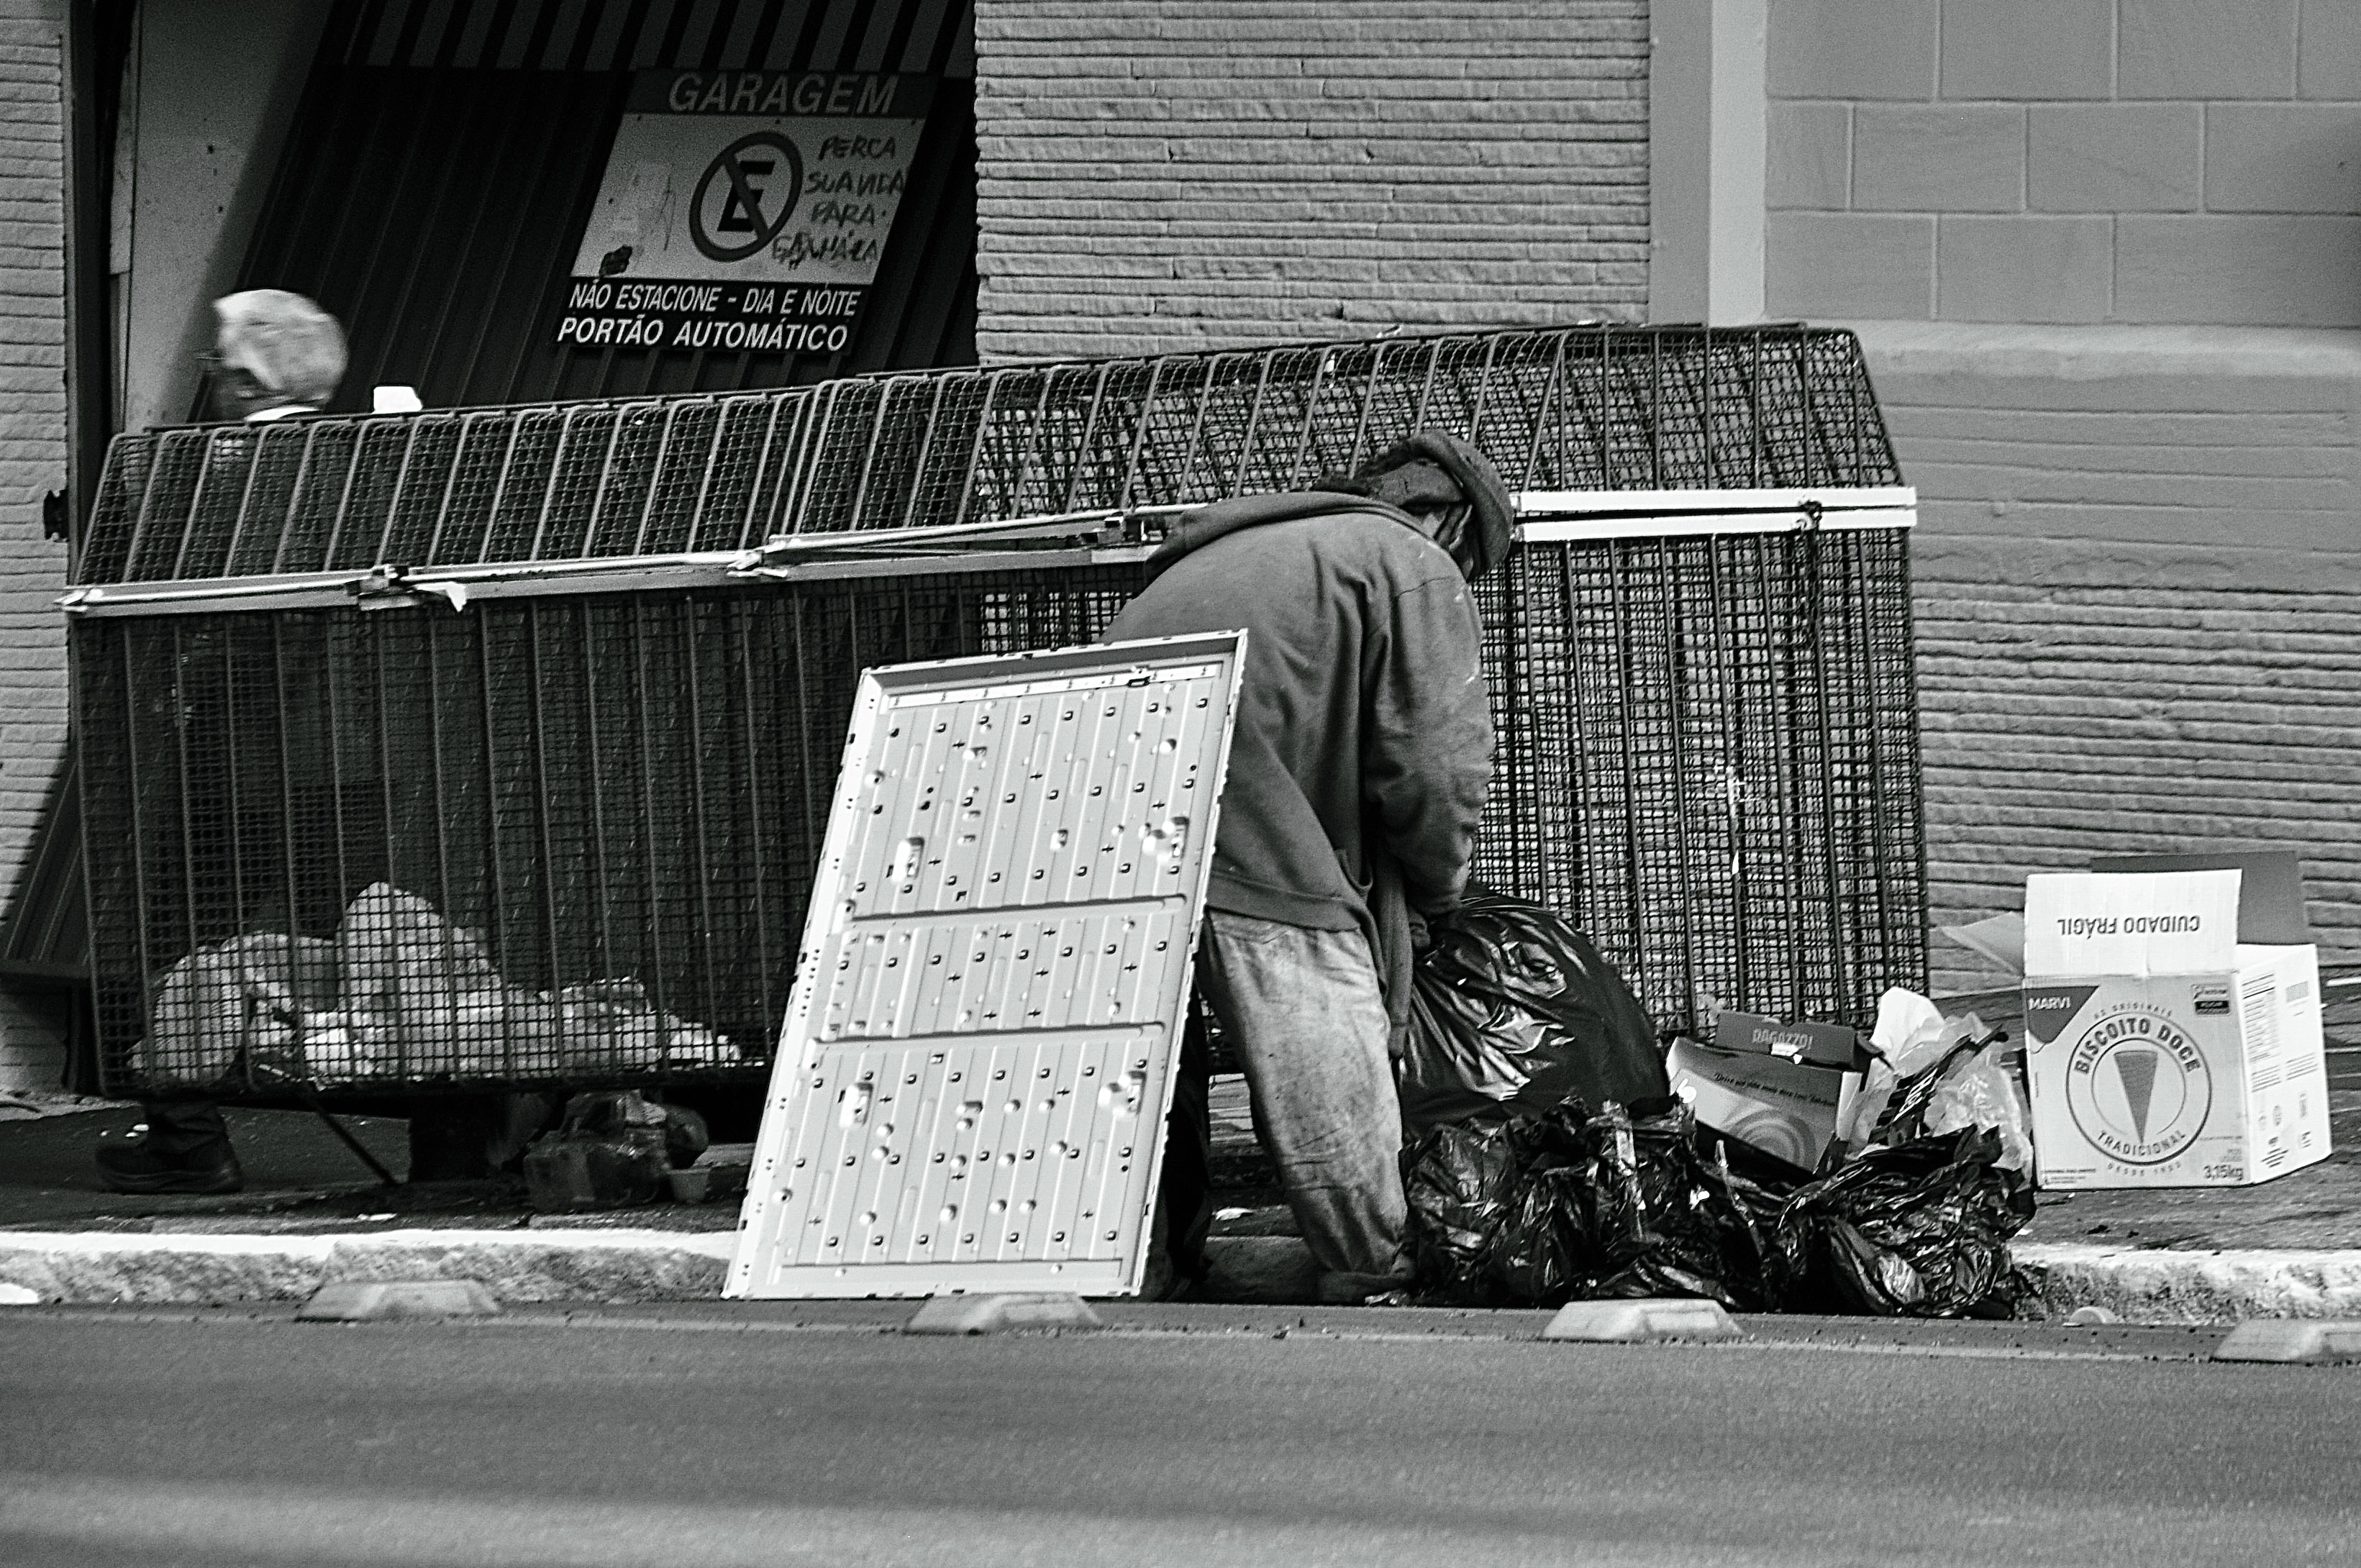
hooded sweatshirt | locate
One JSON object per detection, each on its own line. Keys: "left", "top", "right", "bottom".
{"left": 1104, "top": 490, "right": 1495, "bottom": 1041}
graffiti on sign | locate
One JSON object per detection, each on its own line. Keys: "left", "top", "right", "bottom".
{"left": 558, "top": 70, "right": 934, "bottom": 352}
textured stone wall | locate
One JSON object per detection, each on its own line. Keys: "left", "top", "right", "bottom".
{"left": 0, "top": 0, "right": 68, "bottom": 1089}
{"left": 1862, "top": 324, "right": 2361, "bottom": 992}
{"left": 971, "top": 0, "right": 1651, "bottom": 361}
{"left": 1768, "top": 0, "right": 2361, "bottom": 327}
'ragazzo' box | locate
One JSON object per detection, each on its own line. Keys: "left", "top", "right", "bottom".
{"left": 2021, "top": 867, "right": 2329, "bottom": 1190}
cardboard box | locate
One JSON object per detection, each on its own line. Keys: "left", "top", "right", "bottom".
{"left": 1713, "top": 1010, "right": 1865, "bottom": 1070}
{"left": 2021, "top": 867, "right": 2330, "bottom": 1190}
{"left": 1668, "top": 1038, "right": 1862, "bottom": 1172}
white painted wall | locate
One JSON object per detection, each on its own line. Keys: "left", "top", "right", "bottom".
{"left": 113, "top": 0, "right": 327, "bottom": 433}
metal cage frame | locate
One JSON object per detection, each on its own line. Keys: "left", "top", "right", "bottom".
{"left": 67, "top": 324, "right": 1927, "bottom": 1100}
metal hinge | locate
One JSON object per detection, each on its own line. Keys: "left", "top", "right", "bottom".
{"left": 349, "top": 565, "right": 470, "bottom": 612}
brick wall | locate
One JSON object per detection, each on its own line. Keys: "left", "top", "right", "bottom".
{"left": 1862, "top": 323, "right": 2361, "bottom": 992}
{"left": 971, "top": 0, "right": 1650, "bottom": 362}
{"left": 1766, "top": 0, "right": 2361, "bottom": 326}
{"left": 0, "top": 0, "right": 68, "bottom": 1089}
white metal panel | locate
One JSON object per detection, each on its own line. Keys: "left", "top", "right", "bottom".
{"left": 728, "top": 632, "right": 1246, "bottom": 1298}
{"left": 1513, "top": 486, "right": 1916, "bottom": 540}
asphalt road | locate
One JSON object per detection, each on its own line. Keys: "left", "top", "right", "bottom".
{"left": 4, "top": 1305, "right": 2357, "bottom": 1567}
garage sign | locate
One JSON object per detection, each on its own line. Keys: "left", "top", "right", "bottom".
{"left": 558, "top": 70, "right": 933, "bottom": 352}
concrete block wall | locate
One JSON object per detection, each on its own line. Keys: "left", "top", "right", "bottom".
{"left": 970, "top": 0, "right": 1650, "bottom": 362}
{"left": 1861, "top": 324, "right": 2361, "bottom": 993}
{"left": 0, "top": 0, "right": 68, "bottom": 1090}
{"left": 1767, "top": 0, "right": 2361, "bottom": 327}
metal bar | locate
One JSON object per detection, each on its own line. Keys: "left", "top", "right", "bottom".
{"left": 1285, "top": 346, "right": 1333, "bottom": 490}
{"left": 165, "top": 434, "right": 223, "bottom": 581}
{"left": 166, "top": 621, "right": 202, "bottom": 1074}
{"left": 1065, "top": 361, "right": 1111, "bottom": 514}
{"left": 524, "top": 601, "right": 565, "bottom": 1041}
{"left": 574, "top": 406, "right": 629, "bottom": 560}
{"left": 633, "top": 600, "right": 668, "bottom": 1026}
{"left": 1117, "top": 357, "right": 1165, "bottom": 513}
{"left": 682, "top": 600, "right": 719, "bottom": 1056}
{"left": 680, "top": 397, "right": 729, "bottom": 552}
{"left": 117, "top": 630, "right": 155, "bottom": 1087}
{"left": 270, "top": 616, "right": 303, "bottom": 1025}
{"left": 62, "top": 547, "right": 1164, "bottom": 617}
{"left": 1516, "top": 510, "right": 1914, "bottom": 542}
{"left": 303, "top": 1088, "right": 401, "bottom": 1185}
{"left": 582, "top": 599, "right": 617, "bottom": 995}
{"left": 898, "top": 371, "right": 952, "bottom": 531}
{"left": 317, "top": 425, "right": 372, "bottom": 572}
{"left": 735, "top": 599, "right": 775, "bottom": 1054}
{"left": 221, "top": 424, "right": 272, "bottom": 576}
{"left": 524, "top": 405, "right": 585, "bottom": 561}
{"left": 465, "top": 410, "right": 528, "bottom": 565}
{"left": 1230, "top": 350, "right": 1275, "bottom": 499}
{"left": 269, "top": 427, "right": 322, "bottom": 575}
{"left": 1519, "top": 486, "right": 1915, "bottom": 516}
{"left": 628, "top": 400, "right": 685, "bottom": 557}
{"left": 845, "top": 375, "right": 902, "bottom": 530}
{"left": 371, "top": 416, "right": 428, "bottom": 565}
{"left": 1467, "top": 332, "right": 1501, "bottom": 453}
{"left": 950, "top": 370, "right": 1004, "bottom": 529}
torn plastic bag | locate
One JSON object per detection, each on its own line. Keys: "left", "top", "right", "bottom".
{"left": 1401, "top": 1102, "right": 1599, "bottom": 1306}
{"left": 1399, "top": 889, "right": 1668, "bottom": 1133}
{"left": 1586, "top": 1098, "right": 1784, "bottom": 1311}
{"left": 1773, "top": 1126, "right": 2036, "bottom": 1318}
{"left": 1401, "top": 1120, "right": 1521, "bottom": 1303}
{"left": 1914, "top": 1041, "right": 2033, "bottom": 1175}
{"left": 1490, "top": 1164, "right": 1594, "bottom": 1307}
{"left": 1486, "top": 1108, "right": 1598, "bottom": 1306}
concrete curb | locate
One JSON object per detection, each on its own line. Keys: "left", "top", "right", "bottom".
{"left": 0, "top": 1229, "right": 732, "bottom": 1305}
{"left": 2016, "top": 1244, "right": 2361, "bottom": 1325}
{"left": 6, "top": 1229, "right": 2361, "bottom": 1323}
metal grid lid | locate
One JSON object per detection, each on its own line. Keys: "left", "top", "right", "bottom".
{"left": 73, "top": 324, "right": 1903, "bottom": 591}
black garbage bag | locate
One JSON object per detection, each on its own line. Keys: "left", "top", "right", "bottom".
{"left": 1586, "top": 1098, "right": 1785, "bottom": 1311}
{"left": 1401, "top": 1119, "right": 1521, "bottom": 1303}
{"left": 1486, "top": 1106, "right": 1598, "bottom": 1306}
{"left": 1401, "top": 1102, "right": 1600, "bottom": 1307}
{"left": 1400, "top": 888, "right": 1668, "bottom": 1134}
{"left": 1772, "top": 1126, "right": 2037, "bottom": 1318}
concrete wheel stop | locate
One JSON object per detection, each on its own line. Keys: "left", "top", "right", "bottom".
{"left": 1542, "top": 1298, "right": 1742, "bottom": 1343}
{"left": 296, "top": 1280, "right": 503, "bottom": 1322}
{"left": 904, "top": 1293, "right": 1103, "bottom": 1335}
{"left": 2211, "top": 1320, "right": 2361, "bottom": 1364}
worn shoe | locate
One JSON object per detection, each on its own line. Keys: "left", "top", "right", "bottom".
{"left": 94, "top": 1126, "right": 244, "bottom": 1195}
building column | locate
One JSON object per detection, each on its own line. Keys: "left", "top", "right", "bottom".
{"left": 1647, "top": 0, "right": 1766, "bottom": 324}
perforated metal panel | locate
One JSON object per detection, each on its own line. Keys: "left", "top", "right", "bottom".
{"left": 728, "top": 632, "right": 1245, "bottom": 1299}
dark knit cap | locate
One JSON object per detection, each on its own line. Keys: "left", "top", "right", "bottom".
{"left": 1339, "top": 431, "right": 1516, "bottom": 579}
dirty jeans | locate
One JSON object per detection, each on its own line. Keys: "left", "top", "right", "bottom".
{"left": 1196, "top": 910, "right": 1411, "bottom": 1283}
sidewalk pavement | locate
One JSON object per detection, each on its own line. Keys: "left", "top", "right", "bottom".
{"left": 4, "top": 970, "right": 2357, "bottom": 1322}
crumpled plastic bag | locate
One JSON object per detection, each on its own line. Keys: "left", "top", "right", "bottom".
{"left": 1404, "top": 1095, "right": 1787, "bottom": 1311}
{"left": 1401, "top": 1118, "right": 1524, "bottom": 1303}
{"left": 1586, "top": 1099, "right": 1783, "bottom": 1311}
{"left": 1918, "top": 1044, "right": 2034, "bottom": 1174}
{"left": 1839, "top": 988, "right": 2032, "bottom": 1173}
{"left": 1402, "top": 1106, "right": 1596, "bottom": 1305}
{"left": 1772, "top": 1126, "right": 2036, "bottom": 1318}
{"left": 1399, "top": 890, "right": 1668, "bottom": 1134}
{"left": 1487, "top": 1111, "right": 1598, "bottom": 1306}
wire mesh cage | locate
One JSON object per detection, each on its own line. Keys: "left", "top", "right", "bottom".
{"left": 70, "top": 323, "right": 1923, "bottom": 1100}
